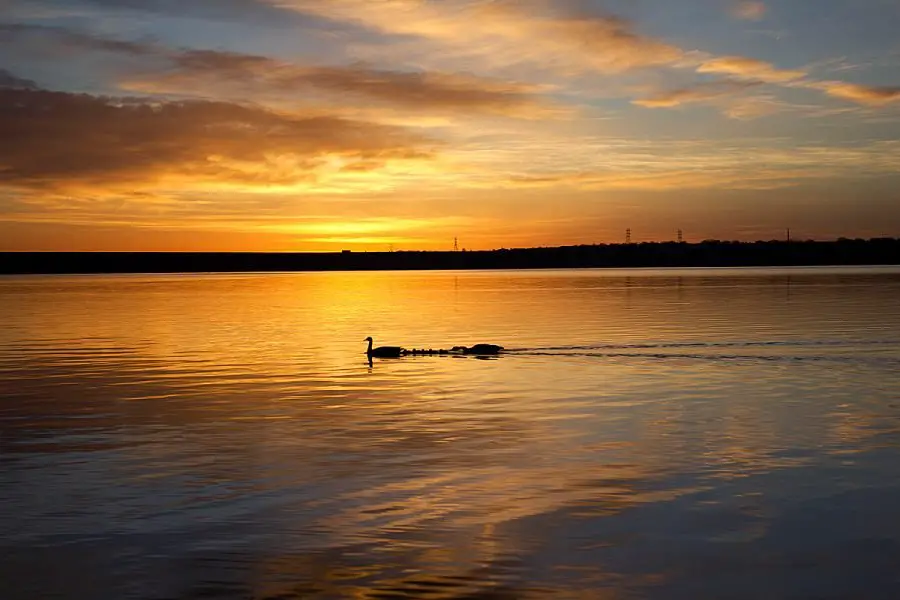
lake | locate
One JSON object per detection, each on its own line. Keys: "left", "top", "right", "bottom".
{"left": 2, "top": 266, "right": 900, "bottom": 599}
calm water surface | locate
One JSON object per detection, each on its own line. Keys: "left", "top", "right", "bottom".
{"left": 2, "top": 267, "right": 900, "bottom": 599}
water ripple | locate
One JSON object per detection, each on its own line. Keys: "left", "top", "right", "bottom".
{"left": 2, "top": 268, "right": 900, "bottom": 599}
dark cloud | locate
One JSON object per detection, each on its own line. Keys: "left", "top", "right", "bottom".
{"left": 163, "top": 51, "right": 552, "bottom": 116}
{"left": 0, "top": 87, "right": 434, "bottom": 191}
{"left": 295, "top": 65, "right": 545, "bottom": 113}
{"left": 1, "top": 24, "right": 552, "bottom": 117}
{"left": 72, "top": 0, "right": 296, "bottom": 20}
{"left": 0, "top": 22, "right": 156, "bottom": 55}
{"left": 8, "top": 0, "right": 356, "bottom": 32}
{"left": 0, "top": 68, "right": 38, "bottom": 89}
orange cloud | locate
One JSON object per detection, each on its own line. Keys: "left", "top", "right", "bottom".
{"left": 814, "top": 81, "right": 900, "bottom": 106}
{"left": 286, "top": 0, "right": 684, "bottom": 74}
{"left": 697, "top": 56, "right": 805, "bottom": 83}
{"left": 503, "top": 169, "right": 818, "bottom": 191}
{"left": 720, "top": 95, "right": 785, "bottom": 120}
{"left": 733, "top": 1, "right": 767, "bottom": 21}
{"left": 632, "top": 81, "right": 758, "bottom": 108}
{"left": 631, "top": 80, "right": 790, "bottom": 120}
{"left": 457, "top": 137, "right": 900, "bottom": 193}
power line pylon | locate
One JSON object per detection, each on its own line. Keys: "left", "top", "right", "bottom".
{"left": 453, "top": 237, "right": 459, "bottom": 252}
{"left": 625, "top": 228, "right": 632, "bottom": 244}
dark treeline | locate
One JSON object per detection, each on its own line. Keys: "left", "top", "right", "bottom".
{"left": 2, "top": 238, "right": 898, "bottom": 274}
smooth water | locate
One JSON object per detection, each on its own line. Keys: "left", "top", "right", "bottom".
{"left": 2, "top": 267, "right": 900, "bottom": 599}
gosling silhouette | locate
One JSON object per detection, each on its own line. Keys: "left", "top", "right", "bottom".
{"left": 451, "top": 344, "right": 504, "bottom": 355}
{"left": 407, "top": 348, "right": 451, "bottom": 355}
{"left": 365, "top": 336, "right": 405, "bottom": 358}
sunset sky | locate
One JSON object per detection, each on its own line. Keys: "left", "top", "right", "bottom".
{"left": 1, "top": 0, "right": 899, "bottom": 251}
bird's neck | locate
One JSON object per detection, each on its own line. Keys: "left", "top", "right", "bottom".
{"left": 367, "top": 339, "right": 373, "bottom": 353}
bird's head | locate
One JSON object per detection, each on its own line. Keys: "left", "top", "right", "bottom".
{"left": 364, "top": 336, "right": 373, "bottom": 342}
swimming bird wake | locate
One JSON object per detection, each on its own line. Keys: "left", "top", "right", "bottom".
{"left": 505, "top": 339, "right": 900, "bottom": 353}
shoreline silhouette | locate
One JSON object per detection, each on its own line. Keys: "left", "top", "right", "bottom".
{"left": 1, "top": 238, "right": 898, "bottom": 275}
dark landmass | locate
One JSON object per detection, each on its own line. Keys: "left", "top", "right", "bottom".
{"left": 1, "top": 238, "right": 898, "bottom": 274}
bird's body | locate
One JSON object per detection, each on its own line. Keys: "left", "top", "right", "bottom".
{"left": 365, "top": 337, "right": 405, "bottom": 358}
{"left": 452, "top": 343, "right": 504, "bottom": 355}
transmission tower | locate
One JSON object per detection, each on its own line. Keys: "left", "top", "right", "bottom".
{"left": 453, "top": 236, "right": 459, "bottom": 252}
{"left": 677, "top": 229, "right": 683, "bottom": 243}
{"left": 625, "top": 228, "right": 632, "bottom": 244}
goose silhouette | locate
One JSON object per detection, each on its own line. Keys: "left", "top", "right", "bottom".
{"left": 364, "top": 336, "right": 405, "bottom": 358}
{"left": 451, "top": 344, "right": 504, "bottom": 355}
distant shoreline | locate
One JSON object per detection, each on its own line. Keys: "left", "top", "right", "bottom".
{"left": 2, "top": 238, "right": 899, "bottom": 275}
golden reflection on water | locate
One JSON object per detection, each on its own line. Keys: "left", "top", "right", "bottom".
{"left": 2, "top": 267, "right": 900, "bottom": 599}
